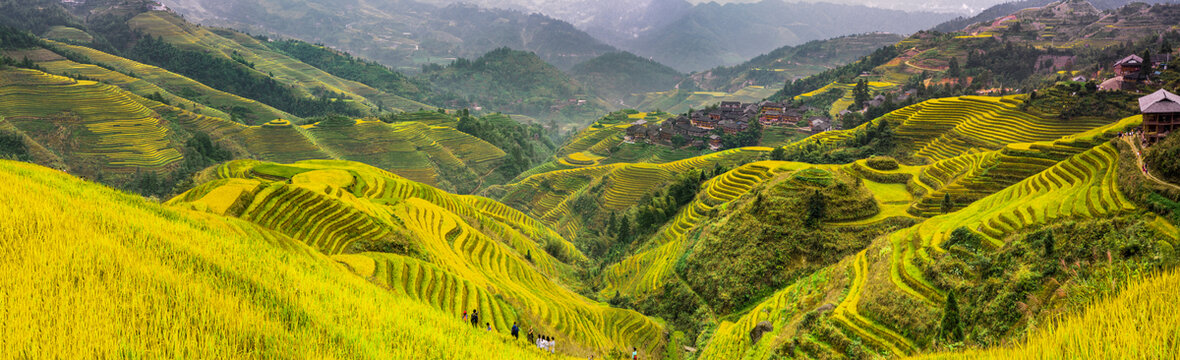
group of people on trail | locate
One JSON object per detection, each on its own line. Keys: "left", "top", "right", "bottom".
{"left": 463, "top": 309, "right": 481, "bottom": 329}
{"left": 526, "top": 329, "right": 556, "bottom": 353}
{"left": 1121, "top": 130, "right": 1152, "bottom": 174}
{"left": 461, "top": 310, "right": 643, "bottom": 358}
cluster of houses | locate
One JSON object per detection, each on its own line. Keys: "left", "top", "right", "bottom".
{"left": 624, "top": 101, "right": 832, "bottom": 150}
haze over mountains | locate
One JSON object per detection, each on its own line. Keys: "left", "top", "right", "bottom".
{"left": 162, "top": 0, "right": 956, "bottom": 72}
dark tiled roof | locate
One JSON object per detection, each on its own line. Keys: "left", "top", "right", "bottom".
{"left": 1140, "top": 89, "right": 1180, "bottom": 114}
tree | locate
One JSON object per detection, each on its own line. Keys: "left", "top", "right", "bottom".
{"left": 1162, "top": 38, "right": 1174, "bottom": 55}
{"left": 941, "top": 291, "right": 964, "bottom": 342}
{"left": 1043, "top": 230, "right": 1055, "bottom": 258}
{"left": 617, "top": 214, "right": 631, "bottom": 243}
{"left": 941, "top": 193, "right": 955, "bottom": 214}
{"left": 947, "top": 57, "right": 961, "bottom": 79}
{"left": 607, "top": 212, "right": 617, "bottom": 235}
{"left": 1142, "top": 49, "right": 1153, "bottom": 73}
{"left": 853, "top": 79, "right": 870, "bottom": 109}
{"left": 769, "top": 147, "right": 786, "bottom": 161}
{"left": 805, "top": 189, "right": 826, "bottom": 228}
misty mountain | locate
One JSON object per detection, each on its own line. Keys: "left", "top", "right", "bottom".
{"left": 570, "top": 51, "right": 685, "bottom": 105}
{"left": 158, "top": 0, "right": 617, "bottom": 71}
{"left": 934, "top": 0, "right": 1180, "bottom": 32}
{"left": 622, "top": 1, "right": 955, "bottom": 72}
{"left": 415, "top": 0, "right": 955, "bottom": 72}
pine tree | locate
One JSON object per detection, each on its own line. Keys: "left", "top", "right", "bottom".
{"left": 805, "top": 189, "right": 826, "bottom": 228}
{"left": 607, "top": 212, "right": 617, "bottom": 235}
{"left": 941, "top": 291, "right": 963, "bottom": 342}
{"left": 1143, "top": 49, "right": 1153, "bottom": 73}
{"left": 617, "top": 215, "right": 631, "bottom": 243}
{"left": 941, "top": 193, "right": 954, "bottom": 214}
{"left": 1043, "top": 231, "right": 1055, "bottom": 258}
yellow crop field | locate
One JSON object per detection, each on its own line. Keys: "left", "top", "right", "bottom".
{"left": 914, "top": 269, "right": 1180, "bottom": 359}
{"left": 885, "top": 96, "right": 1111, "bottom": 162}
{"left": 46, "top": 41, "right": 295, "bottom": 122}
{"left": 42, "top": 26, "right": 93, "bottom": 43}
{"left": 0, "top": 160, "right": 575, "bottom": 359}
{"left": 0, "top": 69, "right": 182, "bottom": 170}
{"left": 167, "top": 159, "right": 661, "bottom": 356}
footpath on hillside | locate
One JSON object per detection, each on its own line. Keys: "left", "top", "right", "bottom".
{"left": 1122, "top": 136, "right": 1180, "bottom": 191}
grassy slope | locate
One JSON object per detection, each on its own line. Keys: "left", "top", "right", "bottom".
{"left": 0, "top": 159, "right": 573, "bottom": 359}
{"left": 914, "top": 268, "right": 1180, "bottom": 359}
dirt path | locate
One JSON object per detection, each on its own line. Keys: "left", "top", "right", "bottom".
{"left": 1122, "top": 136, "right": 1180, "bottom": 191}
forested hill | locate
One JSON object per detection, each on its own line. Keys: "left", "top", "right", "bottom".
{"left": 158, "top": 0, "right": 618, "bottom": 71}
{"left": 570, "top": 51, "right": 685, "bottom": 107}
{"left": 422, "top": 48, "right": 611, "bottom": 129}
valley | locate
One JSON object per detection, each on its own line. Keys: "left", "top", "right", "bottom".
{"left": 0, "top": 0, "right": 1179, "bottom": 359}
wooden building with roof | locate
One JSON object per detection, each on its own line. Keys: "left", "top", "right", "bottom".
{"left": 1140, "top": 89, "right": 1180, "bottom": 146}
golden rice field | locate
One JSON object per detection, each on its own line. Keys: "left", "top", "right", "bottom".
{"left": 167, "top": 160, "right": 661, "bottom": 356}
{"left": 0, "top": 68, "right": 182, "bottom": 170}
{"left": 45, "top": 40, "right": 294, "bottom": 122}
{"left": 304, "top": 119, "right": 505, "bottom": 188}
{"left": 914, "top": 269, "right": 1180, "bottom": 360}
{"left": 883, "top": 96, "right": 1112, "bottom": 162}
{"left": 0, "top": 159, "right": 574, "bottom": 359}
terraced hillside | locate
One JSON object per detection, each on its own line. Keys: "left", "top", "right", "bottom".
{"left": 38, "top": 41, "right": 295, "bottom": 122}
{"left": 919, "top": 268, "right": 1180, "bottom": 359}
{"left": 167, "top": 160, "right": 663, "bottom": 357}
{"left": 304, "top": 119, "right": 505, "bottom": 192}
{"left": 0, "top": 159, "right": 571, "bottom": 359}
{"left": 597, "top": 161, "right": 813, "bottom": 298}
{"left": 629, "top": 85, "right": 780, "bottom": 115}
{"left": 795, "top": 81, "right": 899, "bottom": 116}
{"left": 127, "top": 11, "right": 428, "bottom": 114}
{"left": 0, "top": 68, "right": 182, "bottom": 173}
{"left": 699, "top": 141, "right": 1146, "bottom": 358}
{"left": 883, "top": 96, "right": 1112, "bottom": 162}
{"left": 500, "top": 147, "right": 771, "bottom": 237}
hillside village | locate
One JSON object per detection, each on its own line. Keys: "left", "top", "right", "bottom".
{"left": 624, "top": 101, "right": 834, "bottom": 150}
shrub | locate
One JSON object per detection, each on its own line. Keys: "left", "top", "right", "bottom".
{"left": 865, "top": 156, "right": 900, "bottom": 171}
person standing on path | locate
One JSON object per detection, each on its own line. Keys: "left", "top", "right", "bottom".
{"left": 470, "top": 309, "right": 479, "bottom": 328}
{"left": 511, "top": 322, "right": 519, "bottom": 340}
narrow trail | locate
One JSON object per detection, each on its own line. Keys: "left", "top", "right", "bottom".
{"left": 1122, "top": 136, "right": 1180, "bottom": 191}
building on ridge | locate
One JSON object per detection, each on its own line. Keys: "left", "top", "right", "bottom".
{"left": 1140, "top": 89, "right": 1180, "bottom": 146}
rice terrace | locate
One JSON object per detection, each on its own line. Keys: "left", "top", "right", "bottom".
{"left": 1, "top": 0, "right": 1179, "bottom": 359}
